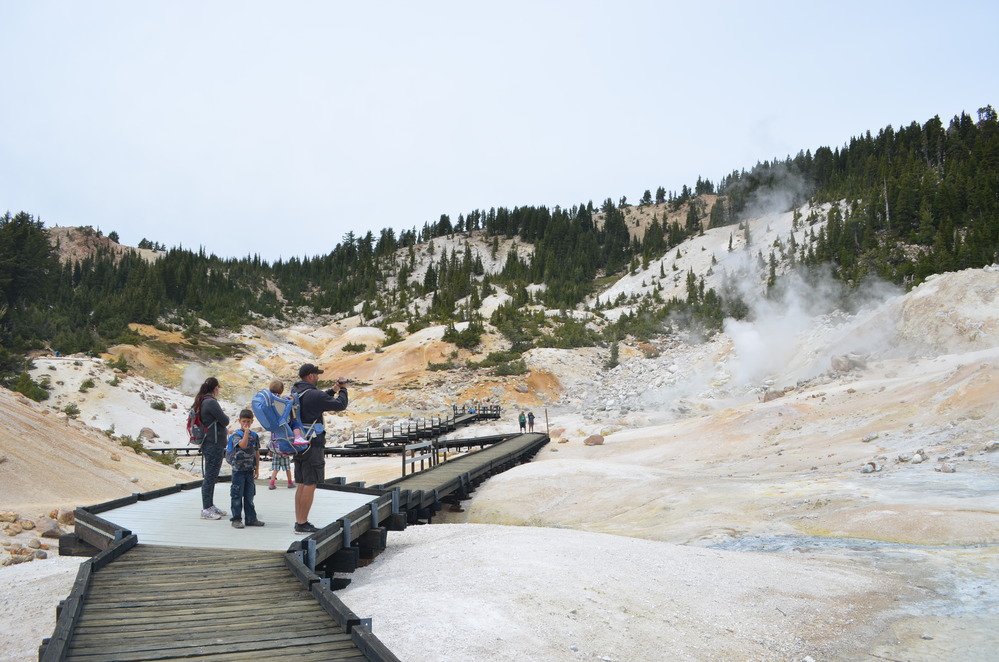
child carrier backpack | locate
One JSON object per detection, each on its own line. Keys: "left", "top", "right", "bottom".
{"left": 251, "top": 389, "right": 311, "bottom": 457}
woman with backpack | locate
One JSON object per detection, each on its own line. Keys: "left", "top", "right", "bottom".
{"left": 194, "top": 377, "right": 230, "bottom": 520}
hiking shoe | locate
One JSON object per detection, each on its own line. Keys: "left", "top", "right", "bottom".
{"left": 231, "top": 520, "right": 245, "bottom": 529}
{"left": 201, "top": 508, "right": 222, "bottom": 520}
{"left": 245, "top": 520, "right": 265, "bottom": 527}
{"left": 294, "top": 521, "right": 319, "bottom": 534}
{"left": 210, "top": 505, "right": 228, "bottom": 517}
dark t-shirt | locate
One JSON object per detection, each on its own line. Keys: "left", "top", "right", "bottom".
{"left": 291, "top": 381, "right": 348, "bottom": 447}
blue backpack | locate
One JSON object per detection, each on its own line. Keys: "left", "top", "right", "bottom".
{"left": 251, "top": 389, "right": 311, "bottom": 457}
{"left": 225, "top": 430, "right": 259, "bottom": 468}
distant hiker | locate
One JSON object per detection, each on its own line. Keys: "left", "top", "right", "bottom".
{"left": 194, "top": 377, "right": 229, "bottom": 520}
{"left": 266, "top": 380, "right": 296, "bottom": 490}
{"left": 527, "top": 411, "right": 535, "bottom": 433}
{"left": 290, "top": 364, "right": 349, "bottom": 534}
{"left": 226, "top": 409, "right": 264, "bottom": 529}
{"left": 518, "top": 411, "right": 527, "bottom": 433}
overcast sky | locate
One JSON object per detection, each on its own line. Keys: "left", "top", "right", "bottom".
{"left": 1, "top": 1, "right": 996, "bottom": 260}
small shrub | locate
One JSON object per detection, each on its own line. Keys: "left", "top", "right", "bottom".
{"left": 108, "top": 355, "right": 129, "bottom": 372}
{"left": 107, "top": 376, "right": 120, "bottom": 387}
{"left": 13, "top": 373, "right": 49, "bottom": 402}
{"left": 342, "top": 342, "right": 366, "bottom": 353}
{"left": 381, "top": 326, "right": 403, "bottom": 347}
{"left": 442, "top": 321, "right": 484, "bottom": 350}
{"left": 150, "top": 400, "right": 167, "bottom": 411}
{"left": 79, "top": 378, "right": 96, "bottom": 392}
{"left": 494, "top": 359, "right": 528, "bottom": 376}
{"left": 63, "top": 403, "right": 80, "bottom": 418}
{"left": 73, "top": 360, "right": 82, "bottom": 366}
{"left": 120, "top": 434, "right": 175, "bottom": 465}
{"left": 604, "top": 342, "right": 620, "bottom": 369}
{"left": 428, "top": 361, "right": 459, "bottom": 371}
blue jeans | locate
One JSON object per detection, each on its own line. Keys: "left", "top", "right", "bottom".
{"left": 230, "top": 470, "right": 257, "bottom": 523}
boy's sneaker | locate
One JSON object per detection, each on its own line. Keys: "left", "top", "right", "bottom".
{"left": 210, "top": 505, "right": 228, "bottom": 517}
{"left": 201, "top": 508, "right": 222, "bottom": 520}
{"left": 294, "top": 521, "right": 318, "bottom": 534}
{"left": 231, "top": 520, "right": 245, "bottom": 529}
{"left": 245, "top": 520, "right": 265, "bottom": 527}
{"left": 287, "top": 481, "right": 295, "bottom": 488}
{"left": 268, "top": 479, "right": 276, "bottom": 490}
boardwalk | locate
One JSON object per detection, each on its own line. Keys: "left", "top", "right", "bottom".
{"left": 44, "top": 432, "right": 549, "bottom": 661}
{"left": 65, "top": 545, "right": 369, "bottom": 661}
{"left": 101, "top": 484, "right": 376, "bottom": 550}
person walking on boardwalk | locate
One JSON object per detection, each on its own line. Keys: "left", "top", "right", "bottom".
{"left": 291, "top": 363, "right": 348, "bottom": 534}
{"left": 527, "top": 411, "right": 535, "bottom": 433}
{"left": 518, "top": 411, "right": 527, "bottom": 433}
{"left": 194, "top": 377, "right": 229, "bottom": 520}
{"left": 227, "top": 409, "right": 264, "bottom": 528}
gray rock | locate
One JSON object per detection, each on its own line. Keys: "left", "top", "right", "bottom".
{"left": 935, "top": 463, "right": 956, "bottom": 473}
{"left": 34, "top": 550, "right": 47, "bottom": 559}
{"left": 138, "top": 427, "right": 159, "bottom": 440}
{"left": 36, "top": 519, "right": 62, "bottom": 539}
{"left": 985, "top": 440, "right": 999, "bottom": 452}
{"left": 861, "top": 432, "right": 879, "bottom": 443}
{"left": 911, "top": 453, "right": 924, "bottom": 464}
{"left": 860, "top": 462, "right": 876, "bottom": 474}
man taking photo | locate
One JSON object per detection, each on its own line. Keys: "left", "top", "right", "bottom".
{"left": 291, "top": 363, "right": 348, "bottom": 534}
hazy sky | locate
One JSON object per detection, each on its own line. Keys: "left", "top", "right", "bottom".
{"left": 1, "top": 1, "right": 996, "bottom": 260}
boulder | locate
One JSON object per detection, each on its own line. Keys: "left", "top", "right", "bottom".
{"left": 0, "top": 511, "right": 18, "bottom": 523}
{"left": 583, "top": 434, "right": 604, "bottom": 446}
{"left": 985, "top": 440, "right": 999, "bottom": 452}
{"left": 57, "top": 509, "right": 75, "bottom": 526}
{"left": 860, "top": 462, "right": 877, "bottom": 474}
{"left": 36, "top": 518, "right": 63, "bottom": 539}
{"left": 830, "top": 353, "right": 868, "bottom": 373}
{"left": 138, "top": 427, "right": 159, "bottom": 440}
{"left": 110, "top": 452, "right": 121, "bottom": 462}
{"left": 515, "top": 384, "right": 529, "bottom": 394}
{"left": 34, "top": 550, "right": 48, "bottom": 560}
{"left": 3, "top": 523, "right": 23, "bottom": 536}
{"left": 911, "top": 453, "right": 924, "bottom": 464}
{"left": 26, "top": 539, "right": 40, "bottom": 550}
{"left": 935, "top": 463, "right": 956, "bottom": 473}
{"left": 556, "top": 437, "right": 569, "bottom": 444}
{"left": 861, "top": 432, "right": 879, "bottom": 443}
{"left": 17, "top": 519, "right": 35, "bottom": 530}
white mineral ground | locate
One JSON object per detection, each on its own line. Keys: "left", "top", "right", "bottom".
{"left": 2, "top": 264, "right": 998, "bottom": 661}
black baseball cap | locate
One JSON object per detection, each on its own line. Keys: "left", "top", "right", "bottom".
{"left": 298, "top": 363, "right": 324, "bottom": 378}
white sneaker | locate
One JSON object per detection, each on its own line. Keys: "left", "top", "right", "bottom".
{"left": 210, "top": 505, "right": 228, "bottom": 517}
{"left": 201, "top": 508, "right": 222, "bottom": 520}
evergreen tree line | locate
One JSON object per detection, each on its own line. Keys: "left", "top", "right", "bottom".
{"left": 2, "top": 105, "right": 996, "bottom": 387}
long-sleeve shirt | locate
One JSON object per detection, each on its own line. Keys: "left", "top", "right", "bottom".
{"left": 200, "top": 397, "right": 229, "bottom": 446}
